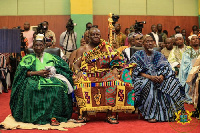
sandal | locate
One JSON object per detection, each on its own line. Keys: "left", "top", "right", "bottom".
{"left": 74, "top": 117, "right": 89, "bottom": 123}
{"left": 106, "top": 116, "right": 119, "bottom": 124}
{"left": 148, "top": 119, "right": 157, "bottom": 123}
{"left": 50, "top": 118, "right": 60, "bottom": 126}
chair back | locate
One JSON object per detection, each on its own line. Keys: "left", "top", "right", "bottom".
{"left": 27, "top": 48, "right": 61, "bottom": 57}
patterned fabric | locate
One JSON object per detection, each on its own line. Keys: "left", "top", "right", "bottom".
{"left": 10, "top": 53, "right": 73, "bottom": 125}
{"left": 178, "top": 46, "right": 200, "bottom": 103}
{"left": 130, "top": 50, "right": 184, "bottom": 121}
{"left": 74, "top": 40, "right": 136, "bottom": 114}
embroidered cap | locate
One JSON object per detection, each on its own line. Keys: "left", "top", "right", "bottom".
{"left": 188, "top": 34, "right": 198, "bottom": 41}
{"left": 175, "top": 33, "right": 183, "bottom": 39}
{"left": 35, "top": 34, "right": 44, "bottom": 41}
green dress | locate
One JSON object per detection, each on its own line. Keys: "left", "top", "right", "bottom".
{"left": 10, "top": 52, "right": 73, "bottom": 125}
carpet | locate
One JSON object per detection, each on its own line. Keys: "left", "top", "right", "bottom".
{"left": 0, "top": 114, "right": 85, "bottom": 131}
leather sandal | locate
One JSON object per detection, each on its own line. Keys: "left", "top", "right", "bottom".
{"left": 148, "top": 119, "right": 157, "bottom": 123}
{"left": 74, "top": 117, "right": 89, "bottom": 123}
{"left": 50, "top": 118, "right": 60, "bottom": 126}
{"left": 106, "top": 116, "right": 119, "bottom": 124}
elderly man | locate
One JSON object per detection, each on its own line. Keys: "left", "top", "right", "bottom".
{"left": 179, "top": 35, "right": 200, "bottom": 103}
{"left": 121, "top": 33, "right": 143, "bottom": 61}
{"left": 168, "top": 34, "right": 188, "bottom": 74}
{"left": 73, "top": 27, "right": 135, "bottom": 124}
{"left": 130, "top": 35, "right": 184, "bottom": 122}
{"left": 161, "top": 38, "right": 174, "bottom": 59}
{"left": 117, "top": 32, "right": 135, "bottom": 54}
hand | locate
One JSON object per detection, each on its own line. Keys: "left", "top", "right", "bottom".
{"left": 175, "top": 71, "right": 178, "bottom": 75}
{"left": 37, "top": 70, "right": 50, "bottom": 78}
{"left": 157, "top": 75, "right": 164, "bottom": 83}
{"left": 176, "top": 64, "right": 180, "bottom": 68}
{"left": 149, "top": 75, "right": 159, "bottom": 83}
{"left": 74, "top": 71, "right": 83, "bottom": 82}
{"left": 112, "top": 68, "right": 120, "bottom": 79}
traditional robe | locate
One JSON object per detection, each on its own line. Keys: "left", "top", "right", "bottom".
{"left": 130, "top": 50, "right": 184, "bottom": 121}
{"left": 179, "top": 46, "right": 200, "bottom": 103}
{"left": 168, "top": 45, "right": 187, "bottom": 71}
{"left": 10, "top": 52, "right": 73, "bottom": 124}
{"left": 74, "top": 40, "right": 136, "bottom": 115}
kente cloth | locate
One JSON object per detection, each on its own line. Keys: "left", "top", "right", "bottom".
{"left": 10, "top": 52, "right": 73, "bottom": 125}
{"left": 130, "top": 50, "right": 184, "bottom": 121}
{"left": 168, "top": 45, "right": 188, "bottom": 71}
{"left": 74, "top": 40, "right": 136, "bottom": 113}
{"left": 179, "top": 47, "right": 200, "bottom": 103}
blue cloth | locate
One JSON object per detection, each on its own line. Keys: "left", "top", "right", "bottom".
{"left": 130, "top": 50, "right": 184, "bottom": 121}
{"left": 178, "top": 47, "right": 200, "bottom": 103}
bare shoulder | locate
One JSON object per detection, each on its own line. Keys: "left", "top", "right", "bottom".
{"left": 76, "top": 45, "right": 87, "bottom": 56}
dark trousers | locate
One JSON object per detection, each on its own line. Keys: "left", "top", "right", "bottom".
{"left": 197, "top": 81, "right": 200, "bottom": 110}
{"left": 1, "top": 78, "right": 7, "bottom": 90}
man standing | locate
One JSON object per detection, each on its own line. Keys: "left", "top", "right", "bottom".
{"left": 157, "top": 24, "right": 167, "bottom": 48}
{"left": 181, "top": 29, "right": 188, "bottom": 45}
{"left": 179, "top": 35, "right": 200, "bottom": 103}
{"left": 23, "top": 22, "right": 35, "bottom": 48}
{"left": 42, "top": 21, "right": 56, "bottom": 46}
{"left": 86, "top": 22, "right": 92, "bottom": 31}
{"left": 171, "top": 26, "right": 181, "bottom": 37}
{"left": 60, "top": 18, "right": 77, "bottom": 59}
{"left": 190, "top": 25, "right": 198, "bottom": 35}
{"left": 148, "top": 25, "right": 159, "bottom": 47}
{"left": 115, "top": 24, "right": 127, "bottom": 47}
{"left": 161, "top": 38, "right": 174, "bottom": 59}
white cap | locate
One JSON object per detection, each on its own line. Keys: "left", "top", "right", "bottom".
{"left": 175, "top": 33, "right": 183, "bottom": 39}
{"left": 35, "top": 34, "right": 44, "bottom": 41}
{"left": 188, "top": 34, "right": 198, "bottom": 41}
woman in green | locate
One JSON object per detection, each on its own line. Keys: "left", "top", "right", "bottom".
{"left": 10, "top": 34, "right": 73, "bottom": 125}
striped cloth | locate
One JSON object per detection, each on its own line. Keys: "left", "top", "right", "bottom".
{"left": 130, "top": 50, "right": 184, "bottom": 121}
